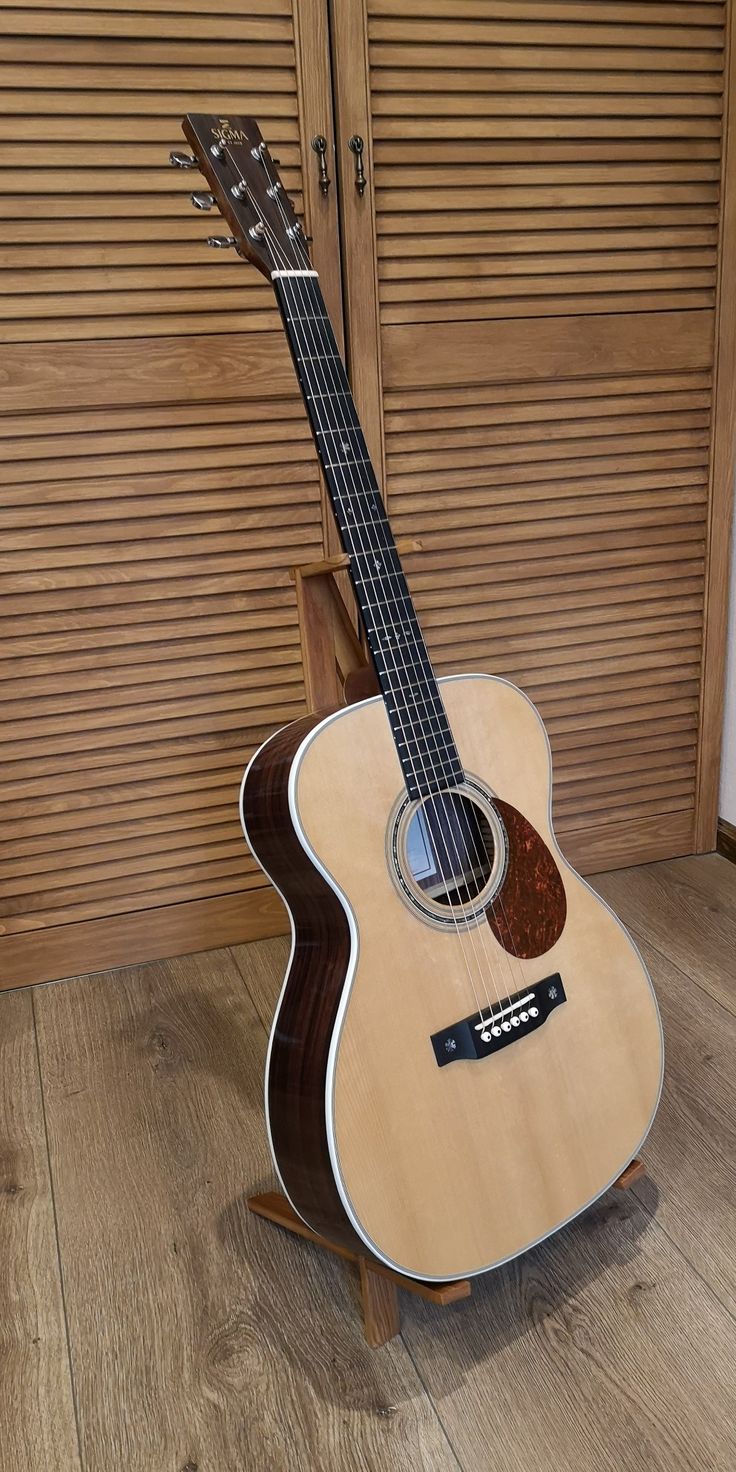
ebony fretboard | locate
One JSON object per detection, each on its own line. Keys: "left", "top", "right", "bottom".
{"left": 273, "top": 269, "right": 464, "bottom": 800}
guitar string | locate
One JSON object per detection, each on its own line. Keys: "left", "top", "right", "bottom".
{"left": 255, "top": 157, "right": 587, "bottom": 1194}
{"left": 211, "top": 147, "right": 495, "bottom": 1028}
{"left": 251, "top": 146, "right": 526, "bottom": 1027}
{"left": 275, "top": 278, "right": 504, "bottom": 1028}
{"left": 289, "top": 273, "right": 510, "bottom": 1030}
{"left": 256, "top": 155, "right": 531, "bottom": 1027}
{"left": 245, "top": 152, "right": 506, "bottom": 1029}
{"left": 224, "top": 141, "right": 524, "bottom": 1030}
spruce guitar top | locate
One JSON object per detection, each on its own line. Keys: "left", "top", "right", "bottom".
{"left": 175, "top": 115, "right": 663, "bottom": 1282}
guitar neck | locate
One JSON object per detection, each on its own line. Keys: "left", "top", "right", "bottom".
{"left": 273, "top": 268, "right": 464, "bottom": 799}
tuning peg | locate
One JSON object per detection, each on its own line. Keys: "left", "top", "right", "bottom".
{"left": 191, "top": 191, "right": 215, "bottom": 211}
{"left": 206, "top": 235, "right": 236, "bottom": 249}
{"left": 169, "top": 150, "right": 198, "bottom": 169}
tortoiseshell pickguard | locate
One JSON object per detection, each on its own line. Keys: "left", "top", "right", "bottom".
{"left": 486, "top": 799, "right": 567, "bottom": 959}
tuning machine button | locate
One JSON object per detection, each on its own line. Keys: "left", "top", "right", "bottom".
{"left": 206, "top": 235, "right": 236, "bottom": 249}
{"left": 169, "top": 150, "right": 197, "bottom": 169}
{"left": 191, "top": 191, "right": 215, "bottom": 211}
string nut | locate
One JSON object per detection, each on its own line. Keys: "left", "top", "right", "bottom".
{"left": 248, "top": 222, "right": 266, "bottom": 241}
{"left": 231, "top": 181, "right": 248, "bottom": 200}
{"left": 210, "top": 141, "right": 225, "bottom": 159}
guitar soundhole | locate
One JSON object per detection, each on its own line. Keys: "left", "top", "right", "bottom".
{"left": 389, "top": 783, "right": 507, "bottom": 929}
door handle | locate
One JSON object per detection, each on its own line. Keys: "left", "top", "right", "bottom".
{"left": 311, "top": 134, "right": 331, "bottom": 196}
{"left": 348, "top": 135, "right": 367, "bottom": 197}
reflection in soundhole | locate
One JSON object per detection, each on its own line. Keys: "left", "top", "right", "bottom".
{"left": 406, "top": 793, "right": 496, "bottom": 908}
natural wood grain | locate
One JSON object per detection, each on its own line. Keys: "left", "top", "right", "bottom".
{"left": 399, "top": 1186, "right": 736, "bottom": 1472}
{"left": 592, "top": 852, "right": 736, "bottom": 1016}
{"left": 360, "top": 1259, "right": 402, "bottom": 1347}
{"left": 0, "top": 0, "right": 344, "bottom": 978}
{"left": 0, "top": 887, "right": 286, "bottom": 991}
{"left": 247, "top": 1190, "right": 472, "bottom": 1307}
{"left": 381, "top": 313, "right": 715, "bottom": 391}
{"left": 695, "top": 0, "right": 736, "bottom": 848}
{"left": 332, "top": 0, "right": 732, "bottom": 873}
{"left": 717, "top": 815, "right": 736, "bottom": 863}
{"left": 291, "top": 676, "right": 662, "bottom": 1278}
{"left": 0, "top": 990, "right": 81, "bottom": 1472}
{"left": 4, "top": 851, "right": 736, "bottom": 1466}
{"left": 33, "top": 949, "right": 459, "bottom": 1472}
{"left": 624, "top": 938, "right": 736, "bottom": 1315}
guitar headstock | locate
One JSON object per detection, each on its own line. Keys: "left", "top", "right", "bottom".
{"left": 174, "top": 114, "right": 310, "bottom": 278}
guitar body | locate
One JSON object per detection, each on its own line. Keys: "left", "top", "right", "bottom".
{"left": 243, "top": 672, "right": 663, "bottom": 1282}
{"left": 180, "top": 113, "right": 663, "bottom": 1284}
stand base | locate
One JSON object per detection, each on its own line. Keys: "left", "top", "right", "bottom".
{"left": 247, "top": 1157, "right": 645, "bottom": 1347}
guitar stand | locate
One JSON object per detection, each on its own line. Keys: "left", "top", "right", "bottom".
{"left": 246, "top": 547, "right": 647, "bottom": 1346}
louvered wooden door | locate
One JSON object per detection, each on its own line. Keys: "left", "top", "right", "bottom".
{"left": 331, "top": 0, "right": 734, "bottom": 872}
{"left": 0, "top": 0, "right": 341, "bottom": 985}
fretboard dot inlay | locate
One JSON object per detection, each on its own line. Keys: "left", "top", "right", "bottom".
{"left": 274, "top": 271, "right": 465, "bottom": 800}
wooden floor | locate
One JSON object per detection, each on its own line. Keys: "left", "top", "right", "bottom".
{"left": 2, "top": 854, "right": 736, "bottom": 1472}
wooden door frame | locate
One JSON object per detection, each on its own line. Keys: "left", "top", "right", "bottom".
{"left": 695, "top": 0, "right": 736, "bottom": 850}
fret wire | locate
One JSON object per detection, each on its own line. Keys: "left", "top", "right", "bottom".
{"left": 323, "top": 456, "right": 373, "bottom": 470}
{"left": 277, "top": 274, "right": 463, "bottom": 794}
{"left": 386, "top": 717, "right": 459, "bottom": 753}
{"left": 278, "top": 284, "right": 456, "bottom": 783}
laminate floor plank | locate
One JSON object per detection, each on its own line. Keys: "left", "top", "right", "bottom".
{"left": 0, "top": 988, "right": 81, "bottom": 1472}
{"left": 32, "top": 949, "right": 460, "bottom": 1472}
{"left": 398, "top": 1194, "right": 736, "bottom": 1472}
{"left": 592, "top": 853, "right": 736, "bottom": 1014}
{"left": 231, "top": 932, "right": 289, "bottom": 1030}
{"left": 12, "top": 853, "right": 736, "bottom": 1470}
{"left": 627, "top": 939, "right": 736, "bottom": 1315}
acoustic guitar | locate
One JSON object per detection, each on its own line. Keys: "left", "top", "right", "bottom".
{"left": 177, "top": 115, "right": 663, "bottom": 1282}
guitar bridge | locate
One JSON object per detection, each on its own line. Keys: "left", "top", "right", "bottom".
{"left": 430, "top": 974, "right": 566, "bottom": 1067}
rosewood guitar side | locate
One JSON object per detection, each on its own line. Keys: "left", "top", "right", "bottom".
{"left": 241, "top": 711, "right": 362, "bottom": 1252}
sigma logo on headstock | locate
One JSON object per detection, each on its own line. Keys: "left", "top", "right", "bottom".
{"left": 211, "top": 118, "right": 248, "bottom": 145}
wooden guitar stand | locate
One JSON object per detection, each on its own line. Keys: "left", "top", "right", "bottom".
{"left": 247, "top": 546, "right": 647, "bottom": 1347}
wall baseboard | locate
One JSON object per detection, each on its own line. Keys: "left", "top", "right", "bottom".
{"left": 0, "top": 886, "right": 288, "bottom": 991}
{"left": 716, "top": 816, "right": 736, "bottom": 866}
